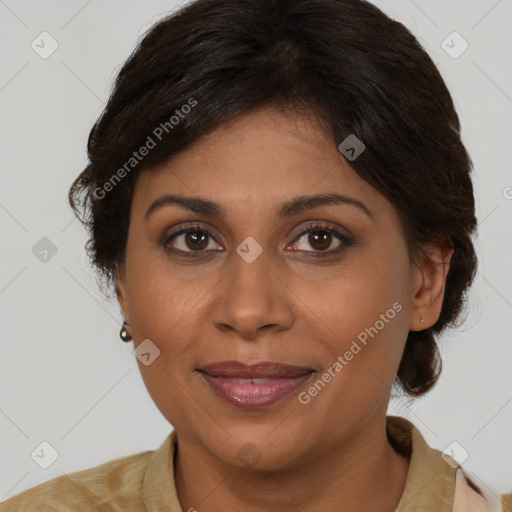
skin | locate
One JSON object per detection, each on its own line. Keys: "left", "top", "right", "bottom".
{"left": 116, "top": 106, "right": 454, "bottom": 512}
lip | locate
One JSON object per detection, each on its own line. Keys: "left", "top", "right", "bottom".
{"left": 198, "top": 360, "right": 314, "bottom": 408}
{"left": 199, "top": 360, "right": 314, "bottom": 378}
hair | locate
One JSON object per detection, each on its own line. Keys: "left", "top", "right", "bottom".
{"left": 69, "top": 0, "right": 478, "bottom": 398}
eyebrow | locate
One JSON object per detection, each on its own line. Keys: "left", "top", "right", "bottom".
{"left": 144, "top": 192, "right": 373, "bottom": 221}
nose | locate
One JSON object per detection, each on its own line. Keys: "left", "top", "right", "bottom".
{"left": 211, "top": 247, "right": 294, "bottom": 340}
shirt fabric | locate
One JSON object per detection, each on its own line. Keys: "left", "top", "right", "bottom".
{"left": 0, "top": 415, "right": 498, "bottom": 511}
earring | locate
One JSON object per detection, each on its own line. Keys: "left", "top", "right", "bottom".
{"left": 420, "top": 318, "right": 425, "bottom": 325}
{"left": 120, "top": 321, "right": 132, "bottom": 342}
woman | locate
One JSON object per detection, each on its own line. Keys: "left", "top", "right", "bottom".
{"left": 1, "top": 0, "right": 500, "bottom": 510}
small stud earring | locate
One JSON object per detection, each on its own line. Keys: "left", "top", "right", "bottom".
{"left": 120, "top": 321, "right": 132, "bottom": 342}
{"left": 420, "top": 318, "right": 425, "bottom": 324}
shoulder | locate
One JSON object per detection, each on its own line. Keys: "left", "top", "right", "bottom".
{"left": 452, "top": 468, "right": 500, "bottom": 512}
{"left": 0, "top": 448, "right": 154, "bottom": 512}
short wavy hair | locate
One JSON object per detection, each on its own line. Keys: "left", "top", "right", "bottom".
{"left": 69, "top": 0, "right": 478, "bottom": 398}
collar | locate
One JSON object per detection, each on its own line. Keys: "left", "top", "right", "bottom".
{"left": 389, "top": 415, "right": 459, "bottom": 511}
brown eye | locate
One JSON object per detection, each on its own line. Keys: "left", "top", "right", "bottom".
{"left": 290, "top": 224, "right": 351, "bottom": 254}
{"left": 165, "top": 226, "right": 221, "bottom": 254}
{"left": 307, "top": 231, "right": 333, "bottom": 251}
{"left": 183, "top": 230, "right": 209, "bottom": 250}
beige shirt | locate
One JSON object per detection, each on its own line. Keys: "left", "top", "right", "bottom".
{"left": 0, "top": 415, "right": 498, "bottom": 511}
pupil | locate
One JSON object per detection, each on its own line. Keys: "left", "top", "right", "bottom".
{"left": 310, "top": 231, "right": 330, "bottom": 250}
{"left": 187, "top": 231, "right": 207, "bottom": 250}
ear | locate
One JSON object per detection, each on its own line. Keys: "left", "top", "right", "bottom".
{"left": 115, "top": 261, "right": 129, "bottom": 323}
{"left": 409, "top": 238, "right": 454, "bottom": 332}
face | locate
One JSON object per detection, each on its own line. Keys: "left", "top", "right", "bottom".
{"left": 116, "top": 106, "right": 451, "bottom": 470}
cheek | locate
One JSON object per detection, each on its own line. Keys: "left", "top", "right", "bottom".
{"left": 303, "top": 250, "right": 408, "bottom": 336}
{"left": 303, "top": 244, "right": 410, "bottom": 389}
{"left": 123, "top": 259, "right": 206, "bottom": 406}
{"left": 124, "top": 238, "right": 212, "bottom": 336}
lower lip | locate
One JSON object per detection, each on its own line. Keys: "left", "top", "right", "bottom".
{"left": 199, "top": 371, "right": 313, "bottom": 408}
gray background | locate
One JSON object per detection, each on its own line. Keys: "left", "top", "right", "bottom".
{"left": 1, "top": 0, "right": 511, "bottom": 504}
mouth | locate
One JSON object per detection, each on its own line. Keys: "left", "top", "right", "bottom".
{"left": 197, "top": 360, "right": 315, "bottom": 408}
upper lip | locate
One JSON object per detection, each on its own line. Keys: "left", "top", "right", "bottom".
{"left": 199, "top": 361, "right": 314, "bottom": 378}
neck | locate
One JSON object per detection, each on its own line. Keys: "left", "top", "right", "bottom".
{"left": 174, "top": 414, "right": 410, "bottom": 512}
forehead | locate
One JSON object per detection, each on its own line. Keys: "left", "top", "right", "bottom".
{"left": 132, "top": 107, "right": 392, "bottom": 220}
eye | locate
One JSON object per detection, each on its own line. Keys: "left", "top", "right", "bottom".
{"left": 288, "top": 224, "right": 353, "bottom": 256}
{"left": 164, "top": 224, "right": 222, "bottom": 256}
{"left": 164, "top": 222, "right": 353, "bottom": 259}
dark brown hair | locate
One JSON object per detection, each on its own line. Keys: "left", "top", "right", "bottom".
{"left": 69, "top": 0, "right": 478, "bottom": 397}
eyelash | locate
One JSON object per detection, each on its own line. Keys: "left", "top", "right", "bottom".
{"left": 163, "top": 223, "right": 354, "bottom": 259}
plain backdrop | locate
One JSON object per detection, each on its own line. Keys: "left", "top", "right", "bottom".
{"left": 1, "top": 0, "right": 511, "bottom": 504}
